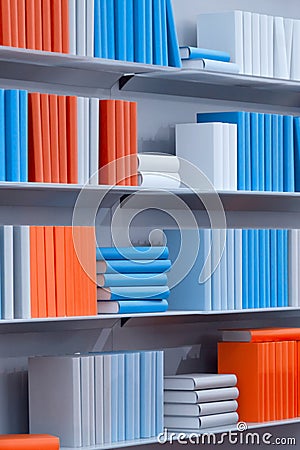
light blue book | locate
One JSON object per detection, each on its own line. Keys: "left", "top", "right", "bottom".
{"left": 97, "top": 299, "right": 168, "bottom": 314}
{"left": 96, "top": 246, "right": 169, "bottom": 260}
{"left": 156, "top": 351, "right": 164, "bottom": 435}
{"left": 234, "top": 229, "right": 242, "bottom": 310}
{"left": 257, "top": 113, "right": 265, "bottom": 191}
{"left": 96, "top": 259, "right": 171, "bottom": 274}
{"left": 160, "top": 0, "right": 168, "bottom": 66}
{"left": 270, "top": 230, "right": 277, "bottom": 307}
{"left": 277, "top": 229, "right": 284, "bottom": 308}
{"left": 134, "top": 0, "right": 146, "bottom": 62}
{"left": 153, "top": 0, "right": 163, "bottom": 65}
{"left": 145, "top": 0, "right": 153, "bottom": 64}
{"left": 244, "top": 112, "right": 251, "bottom": 190}
{"left": 94, "top": 0, "right": 102, "bottom": 57}
{"left": 271, "top": 114, "right": 279, "bottom": 191}
{"left": 257, "top": 114, "right": 265, "bottom": 308}
{"left": 106, "top": 0, "right": 115, "bottom": 59}
{"left": 126, "top": 0, "right": 134, "bottom": 62}
{"left": 253, "top": 229, "right": 259, "bottom": 308}
{"left": 242, "top": 230, "right": 248, "bottom": 309}
{"left": 19, "top": 91, "right": 28, "bottom": 182}
{"left": 133, "top": 352, "right": 140, "bottom": 439}
{"left": 259, "top": 230, "right": 266, "bottom": 308}
{"left": 197, "top": 112, "right": 246, "bottom": 190}
{"left": 250, "top": 112, "right": 259, "bottom": 191}
{"left": 248, "top": 229, "right": 254, "bottom": 309}
{"left": 278, "top": 115, "right": 284, "bottom": 192}
{"left": 220, "top": 232, "right": 228, "bottom": 311}
{"left": 97, "top": 273, "right": 168, "bottom": 287}
{"left": 140, "top": 351, "right": 152, "bottom": 438}
{"left": 118, "top": 354, "right": 125, "bottom": 441}
{"left": 97, "top": 285, "right": 170, "bottom": 300}
{"left": 111, "top": 354, "right": 119, "bottom": 442}
{"left": 227, "top": 229, "right": 235, "bottom": 311}
{"left": 150, "top": 351, "right": 156, "bottom": 436}
{"left": 264, "top": 114, "right": 272, "bottom": 191}
{"left": 125, "top": 353, "right": 135, "bottom": 440}
{"left": 265, "top": 230, "right": 271, "bottom": 308}
{"left": 294, "top": 117, "right": 300, "bottom": 191}
{"left": 115, "top": 0, "right": 126, "bottom": 60}
{"left": 5, "top": 90, "right": 20, "bottom": 181}
{"left": 283, "top": 230, "right": 288, "bottom": 307}
{"left": 99, "top": 0, "right": 108, "bottom": 58}
{"left": 283, "top": 115, "right": 294, "bottom": 192}
{"left": 180, "top": 46, "right": 230, "bottom": 62}
{"left": 165, "top": 0, "right": 181, "bottom": 67}
{"left": 0, "top": 90, "right": 5, "bottom": 181}
{"left": 211, "top": 229, "right": 222, "bottom": 311}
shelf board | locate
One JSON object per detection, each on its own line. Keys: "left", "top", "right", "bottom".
{"left": 120, "top": 69, "right": 300, "bottom": 107}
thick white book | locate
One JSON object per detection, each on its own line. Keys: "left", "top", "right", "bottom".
{"left": 29, "top": 356, "right": 82, "bottom": 447}
{"left": 68, "top": 0, "right": 76, "bottom": 54}
{"left": 228, "top": 123, "right": 237, "bottom": 191}
{"left": 138, "top": 171, "right": 180, "bottom": 188}
{"left": 274, "top": 16, "right": 289, "bottom": 79}
{"left": 234, "top": 229, "right": 243, "bottom": 310}
{"left": 80, "top": 356, "right": 91, "bottom": 446}
{"left": 0, "top": 226, "right": 14, "bottom": 319}
{"left": 267, "top": 15, "right": 274, "bottom": 77}
{"left": 181, "top": 59, "right": 240, "bottom": 73}
{"left": 243, "top": 12, "right": 252, "bottom": 75}
{"left": 227, "top": 229, "right": 235, "bottom": 311}
{"left": 164, "top": 373, "right": 237, "bottom": 391}
{"left": 164, "top": 387, "right": 239, "bottom": 404}
{"left": 95, "top": 354, "right": 104, "bottom": 445}
{"left": 89, "top": 98, "right": 99, "bottom": 185}
{"left": 13, "top": 226, "right": 30, "bottom": 319}
{"left": 291, "top": 20, "right": 300, "bottom": 81}
{"left": 284, "top": 18, "right": 294, "bottom": 77}
{"left": 164, "top": 411, "right": 239, "bottom": 430}
{"left": 137, "top": 153, "right": 180, "bottom": 173}
{"left": 197, "top": 11, "right": 244, "bottom": 73}
{"left": 252, "top": 13, "right": 261, "bottom": 76}
{"left": 84, "top": 97, "right": 90, "bottom": 184}
{"left": 89, "top": 356, "right": 96, "bottom": 445}
{"left": 86, "top": 0, "right": 94, "bottom": 57}
{"left": 260, "top": 14, "right": 268, "bottom": 77}
{"left": 103, "top": 353, "right": 112, "bottom": 444}
{"left": 164, "top": 400, "right": 238, "bottom": 417}
{"left": 76, "top": 0, "right": 86, "bottom": 56}
{"left": 176, "top": 122, "right": 224, "bottom": 191}
{"left": 77, "top": 97, "right": 85, "bottom": 184}
{"left": 223, "top": 124, "right": 230, "bottom": 190}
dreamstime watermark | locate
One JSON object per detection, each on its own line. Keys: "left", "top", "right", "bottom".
{"left": 157, "top": 424, "right": 297, "bottom": 446}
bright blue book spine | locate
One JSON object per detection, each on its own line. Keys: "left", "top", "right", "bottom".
{"left": 98, "top": 273, "right": 168, "bottom": 287}
{"left": 226, "top": 229, "right": 235, "bottom": 311}
{"left": 270, "top": 230, "right": 277, "bottom": 307}
{"left": 153, "top": 0, "right": 163, "bottom": 65}
{"left": 140, "top": 352, "right": 152, "bottom": 438}
{"left": 94, "top": 0, "right": 101, "bottom": 57}
{"left": 283, "top": 230, "right": 288, "bottom": 307}
{"left": 265, "top": 230, "right": 271, "bottom": 308}
{"left": 258, "top": 113, "right": 265, "bottom": 191}
{"left": 118, "top": 354, "right": 125, "bottom": 441}
{"left": 294, "top": 117, "right": 300, "bottom": 192}
{"left": 197, "top": 112, "right": 246, "bottom": 190}
{"left": 115, "top": 0, "right": 126, "bottom": 61}
{"left": 120, "top": 299, "right": 168, "bottom": 313}
{"left": 134, "top": 0, "right": 146, "bottom": 63}
{"left": 100, "top": 285, "right": 170, "bottom": 300}
{"left": 5, "top": 90, "right": 20, "bottom": 181}
{"left": 250, "top": 113, "right": 259, "bottom": 191}
{"left": 150, "top": 351, "right": 156, "bottom": 436}
{"left": 283, "top": 115, "right": 294, "bottom": 192}
{"left": 156, "top": 351, "right": 164, "bottom": 435}
{"left": 106, "top": 0, "right": 115, "bottom": 59}
{"left": 278, "top": 115, "right": 284, "bottom": 192}
{"left": 98, "top": 259, "right": 171, "bottom": 273}
{"left": 160, "top": 0, "right": 168, "bottom": 66}
{"left": 258, "top": 114, "right": 265, "bottom": 309}
{"left": 165, "top": 0, "right": 181, "bottom": 67}
{"left": 126, "top": 0, "right": 134, "bottom": 62}
{"left": 145, "top": 0, "right": 153, "bottom": 64}
{"left": 244, "top": 112, "right": 251, "bottom": 190}
{"left": 96, "top": 246, "right": 169, "bottom": 260}
{"left": 253, "top": 230, "right": 260, "bottom": 308}
{"left": 125, "top": 353, "right": 135, "bottom": 440}
{"left": 180, "top": 46, "right": 230, "bottom": 62}
{"left": 259, "top": 230, "right": 266, "bottom": 308}
{"left": 19, "top": 91, "right": 28, "bottom": 182}
{"left": 111, "top": 354, "right": 119, "bottom": 442}
{"left": 0, "top": 91, "right": 5, "bottom": 181}
{"left": 248, "top": 229, "right": 254, "bottom": 309}
{"left": 277, "top": 229, "right": 284, "bottom": 307}
{"left": 99, "top": 0, "right": 108, "bottom": 58}
{"left": 264, "top": 114, "right": 272, "bottom": 191}
{"left": 242, "top": 229, "right": 248, "bottom": 309}
{"left": 271, "top": 114, "right": 279, "bottom": 192}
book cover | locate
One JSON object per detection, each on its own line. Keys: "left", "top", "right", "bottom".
{"left": 76, "top": 0, "right": 86, "bottom": 56}
{"left": 164, "top": 412, "right": 239, "bottom": 430}
{"left": 80, "top": 356, "right": 91, "bottom": 446}
{"left": 40, "top": 94, "right": 51, "bottom": 183}
{"left": 117, "top": 353, "right": 125, "bottom": 441}
{"left": 95, "top": 354, "right": 104, "bottom": 445}
{"left": 243, "top": 12, "right": 252, "bottom": 75}
{"left": 44, "top": 227, "right": 56, "bottom": 317}
{"left": 89, "top": 98, "right": 99, "bottom": 185}
{"left": 17, "top": 0, "right": 26, "bottom": 48}
{"left": 83, "top": 97, "right": 90, "bottom": 184}
{"left": 30, "top": 227, "right": 38, "bottom": 318}
{"left": 234, "top": 229, "right": 243, "bottom": 310}
{"left": 64, "top": 227, "right": 75, "bottom": 316}
{"left": 291, "top": 20, "right": 300, "bottom": 80}
{"left": 164, "top": 386, "right": 239, "bottom": 404}
{"left": 180, "top": 46, "right": 230, "bottom": 62}
{"left": 221, "top": 327, "right": 300, "bottom": 342}
{"left": 115, "top": 0, "right": 126, "bottom": 61}
{"left": 106, "top": 0, "right": 115, "bottom": 59}
{"left": 156, "top": 351, "right": 164, "bottom": 435}
{"left": 267, "top": 15, "right": 274, "bottom": 77}
{"left": 125, "top": 0, "right": 134, "bottom": 62}
{"left": 252, "top": 13, "right": 261, "bottom": 76}
{"left": 97, "top": 285, "right": 170, "bottom": 301}
{"left": 103, "top": 354, "right": 112, "bottom": 443}
{"left": 164, "top": 400, "right": 238, "bottom": 417}
{"left": 61, "top": 0, "right": 70, "bottom": 53}
{"left": 150, "top": 351, "right": 156, "bottom": 436}
{"left": 35, "top": 227, "right": 47, "bottom": 317}
{"left": 145, "top": 0, "right": 153, "bottom": 64}
{"left": 25, "top": 0, "right": 35, "bottom": 49}
{"left": 97, "top": 273, "right": 168, "bottom": 287}
{"left": 58, "top": 96, "right": 68, "bottom": 183}
{"left": 34, "top": 0, "right": 43, "bottom": 50}
{"left": 283, "top": 115, "right": 295, "bottom": 192}
{"left": 99, "top": 100, "right": 116, "bottom": 185}
{"left": 0, "top": 226, "right": 14, "bottom": 319}
{"left": 100, "top": 0, "right": 108, "bottom": 58}
{"left": 10, "top": 0, "right": 18, "bottom": 47}
{"left": 274, "top": 16, "right": 289, "bottom": 79}
{"left": 97, "top": 299, "right": 169, "bottom": 314}
{"left": 85, "top": 0, "right": 94, "bottom": 57}
{"left": 260, "top": 15, "right": 268, "bottom": 77}
{"left": 13, "top": 226, "right": 31, "bottom": 319}
{"left": 123, "top": 101, "right": 131, "bottom": 185}
{"left": 54, "top": 227, "right": 66, "bottom": 317}
{"left": 227, "top": 229, "right": 235, "bottom": 310}
{"left": 129, "top": 101, "right": 138, "bottom": 185}
{"left": 125, "top": 353, "right": 135, "bottom": 440}
{"left": 164, "top": 373, "right": 237, "bottom": 391}
{"left": 97, "top": 259, "right": 171, "bottom": 274}
{"left": 160, "top": 0, "right": 168, "bottom": 66}
{"left": 0, "top": 90, "right": 4, "bottom": 181}
{"left": 96, "top": 246, "right": 169, "bottom": 260}
{"left": 115, "top": 100, "right": 126, "bottom": 185}
{"left": 0, "top": 435, "right": 60, "bottom": 449}
{"left": 137, "top": 154, "right": 179, "bottom": 173}
{"left": 68, "top": 0, "right": 76, "bottom": 54}
{"left": 66, "top": 96, "right": 78, "bottom": 183}
{"left": 140, "top": 351, "right": 152, "bottom": 438}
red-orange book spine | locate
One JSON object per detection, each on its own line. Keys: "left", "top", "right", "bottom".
{"left": 264, "top": 342, "right": 270, "bottom": 421}
{"left": 10, "top": 0, "right": 18, "bottom": 47}
{"left": 34, "top": 0, "right": 43, "bottom": 50}
{"left": 54, "top": 227, "right": 66, "bottom": 316}
{"left": 64, "top": 227, "right": 75, "bottom": 316}
{"left": 223, "top": 327, "right": 300, "bottom": 342}
{"left": 115, "top": 100, "right": 126, "bottom": 186}
{"left": 30, "top": 227, "right": 38, "bottom": 318}
{"left": 99, "top": 100, "right": 116, "bottom": 185}
{"left": 269, "top": 342, "right": 276, "bottom": 421}
{"left": 0, "top": 434, "right": 60, "bottom": 450}
{"left": 44, "top": 226, "right": 56, "bottom": 317}
{"left": 0, "top": 0, "right": 11, "bottom": 46}
{"left": 66, "top": 96, "right": 78, "bottom": 183}
{"left": 36, "top": 226, "right": 47, "bottom": 317}
{"left": 49, "top": 95, "right": 60, "bottom": 183}
{"left": 73, "top": 226, "right": 82, "bottom": 315}
{"left": 285, "top": 341, "right": 295, "bottom": 419}
{"left": 87, "top": 227, "right": 97, "bottom": 315}
{"left": 41, "top": 0, "right": 52, "bottom": 51}
{"left": 61, "top": 0, "right": 69, "bottom": 53}
{"left": 259, "top": 343, "right": 265, "bottom": 422}
{"left": 123, "top": 101, "right": 131, "bottom": 185}
{"left": 17, "top": 0, "right": 26, "bottom": 48}
{"left": 129, "top": 101, "right": 138, "bottom": 186}
{"left": 58, "top": 95, "right": 68, "bottom": 183}
{"left": 275, "top": 341, "right": 283, "bottom": 420}
{"left": 41, "top": 94, "right": 51, "bottom": 182}
{"left": 28, "top": 93, "right": 43, "bottom": 182}
{"left": 25, "top": 0, "right": 35, "bottom": 50}
{"left": 51, "top": 0, "right": 62, "bottom": 52}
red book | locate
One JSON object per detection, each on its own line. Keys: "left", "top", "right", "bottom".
{"left": 54, "top": 227, "right": 66, "bottom": 317}
{"left": 44, "top": 227, "right": 56, "bottom": 317}
{"left": 49, "top": 95, "right": 60, "bottom": 183}
{"left": 275, "top": 341, "right": 283, "bottom": 420}
{"left": 0, "top": 0, "right": 11, "bottom": 46}
{"left": 28, "top": 93, "right": 43, "bottom": 182}
{"left": 35, "top": 227, "right": 47, "bottom": 317}
{"left": 99, "top": 100, "right": 116, "bottom": 185}
{"left": 58, "top": 96, "right": 68, "bottom": 183}
{"left": 10, "top": 0, "right": 18, "bottom": 47}
{"left": 51, "top": 0, "right": 62, "bottom": 52}
{"left": 129, "top": 102, "right": 138, "bottom": 185}
{"left": 66, "top": 96, "right": 78, "bottom": 183}
{"left": 115, "top": 100, "right": 126, "bottom": 186}
{"left": 221, "top": 327, "right": 300, "bottom": 342}
{"left": 34, "top": 0, "right": 43, "bottom": 50}
{"left": 0, "top": 434, "right": 60, "bottom": 449}
{"left": 64, "top": 227, "right": 75, "bottom": 316}
{"left": 25, "top": 0, "right": 35, "bottom": 50}
{"left": 123, "top": 101, "right": 131, "bottom": 185}
{"left": 81, "top": 227, "right": 97, "bottom": 315}
{"left": 41, "top": 0, "right": 52, "bottom": 51}
{"left": 72, "top": 226, "right": 83, "bottom": 315}
{"left": 40, "top": 94, "right": 51, "bottom": 182}
{"left": 30, "top": 227, "right": 38, "bottom": 318}
{"left": 17, "top": 0, "right": 26, "bottom": 48}
{"left": 61, "top": 0, "right": 69, "bottom": 53}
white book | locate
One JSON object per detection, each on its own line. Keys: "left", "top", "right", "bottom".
{"left": 260, "top": 14, "right": 268, "bottom": 77}
{"left": 29, "top": 356, "right": 82, "bottom": 447}
{"left": 118, "top": 353, "right": 125, "bottom": 441}
{"left": 164, "top": 387, "right": 239, "bottom": 404}
{"left": 211, "top": 229, "right": 222, "bottom": 311}
{"left": 267, "top": 15, "right": 274, "bottom": 77}
{"left": 243, "top": 12, "right": 252, "bottom": 75}
{"left": 197, "top": 11, "right": 244, "bottom": 73}
{"left": 80, "top": 356, "right": 90, "bottom": 446}
{"left": 291, "top": 19, "right": 300, "bottom": 81}
{"left": 84, "top": 97, "right": 90, "bottom": 184}
{"left": 227, "top": 229, "right": 235, "bottom": 311}
{"left": 223, "top": 124, "right": 230, "bottom": 190}
{"left": 89, "top": 356, "right": 96, "bottom": 446}
{"left": 134, "top": 352, "right": 141, "bottom": 439}
{"left": 176, "top": 123, "right": 224, "bottom": 191}
{"left": 156, "top": 351, "right": 164, "bottom": 435}
{"left": 164, "top": 412, "right": 239, "bottom": 430}
{"left": 68, "top": 0, "right": 76, "bottom": 55}
{"left": 111, "top": 354, "right": 119, "bottom": 443}
{"left": 76, "top": 0, "right": 86, "bottom": 56}
{"left": 164, "top": 400, "right": 238, "bottom": 417}
{"left": 252, "top": 13, "right": 261, "bottom": 76}
{"left": 137, "top": 153, "right": 180, "bottom": 173}
{"left": 228, "top": 123, "right": 237, "bottom": 191}
{"left": 13, "top": 226, "right": 30, "bottom": 319}
{"left": 234, "top": 229, "right": 243, "bottom": 310}
{"left": 89, "top": 98, "right": 99, "bottom": 185}
{"left": 284, "top": 18, "right": 294, "bottom": 77}
{"left": 103, "top": 354, "right": 112, "bottom": 444}
{"left": 151, "top": 351, "right": 156, "bottom": 437}
{"left": 86, "top": 0, "right": 94, "bottom": 57}
{"left": 77, "top": 97, "right": 85, "bottom": 184}
{"left": 0, "top": 226, "right": 14, "bottom": 319}
{"left": 95, "top": 354, "right": 104, "bottom": 445}
{"left": 164, "top": 373, "right": 237, "bottom": 391}
{"left": 274, "top": 16, "right": 289, "bottom": 79}
{"left": 138, "top": 171, "right": 180, "bottom": 189}
{"left": 181, "top": 59, "right": 240, "bottom": 73}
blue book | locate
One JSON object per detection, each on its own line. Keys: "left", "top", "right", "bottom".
{"left": 265, "top": 230, "right": 271, "bottom": 308}
{"left": 253, "top": 229, "right": 260, "bottom": 308}
{"left": 0, "top": 90, "right": 5, "bottom": 181}
{"left": 97, "top": 285, "right": 170, "bottom": 300}
{"left": 115, "top": 0, "right": 126, "bottom": 60}
{"left": 106, "top": 0, "right": 115, "bottom": 59}
{"left": 5, "top": 90, "right": 20, "bottom": 181}
{"left": 244, "top": 112, "right": 251, "bottom": 190}
{"left": 270, "top": 229, "right": 277, "bottom": 307}
{"left": 211, "top": 229, "right": 222, "bottom": 311}
{"left": 165, "top": 0, "right": 181, "bottom": 67}
{"left": 277, "top": 229, "right": 284, "bottom": 307}
{"left": 96, "top": 259, "right": 171, "bottom": 274}
{"left": 125, "top": 353, "right": 135, "bottom": 440}
{"left": 97, "top": 272, "right": 168, "bottom": 287}
{"left": 118, "top": 354, "right": 125, "bottom": 441}
{"left": 197, "top": 112, "right": 246, "bottom": 190}
{"left": 126, "top": 0, "right": 134, "bottom": 62}
{"left": 133, "top": 352, "right": 140, "bottom": 439}
{"left": 153, "top": 0, "right": 163, "bottom": 65}
{"left": 156, "top": 351, "right": 164, "bottom": 435}
{"left": 271, "top": 114, "right": 279, "bottom": 191}
{"left": 283, "top": 229, "right": 288, "bottom": 307}
{"left": 94, "top": 0, "right": 101, "bottom": 57}
{"left": 160, "top": 0, "right": 168, "bottom": 66}
{"left": 226, "top": 229, "right": 235, "bottom": 311}
{"left": 278, "top": 115, "right": 284, "bottom": 192}
{"left": 220, "top": 232, "right": 228, "bottom": 310}
{"left": 248, "top": 229, "right": 254, "bottom": 309}
{"left": 259, "top": 230, "right": 266, "bottom": 308}
{"left": 145, "top": 0, "right": 153, "bottom": 64}
{"left": 180, "top": 46, "right": 230, "bottom": 62}
{"left": 140, "top": 351, "right": 152, "bottom": 438}
{"left": 283, "top": 115, "right": 295, "bottom": 192}
{"left": 150, "top": 351, "right": 156, "bottom": 436}
{"left": 19, "top": 91, "right": 28, "bottom": 182}
{"left": 111, "top": 354, "right": 119, "bottom": 442}
{"left": 134, "top": 0, "right": 146, "bottom": 63}
{"left": 250, "top": 113, "right": 259, "bottom": 191}
{"left": 242, "top": 230, "right": 248, "bottom": 309}
{"left": 294, "top": 117, "right": 300, "bottom": 192}
{"left": 258, "top": 113, "right": 265, "bottom": 191}
{"left": 96, "top": 246, "right": 169, "bottom": 260}
{"left": 99, "top": 0, "right": 108, "bottom": 58}
{"left": 264, "top": 114, "right": 272, "bottom": 191}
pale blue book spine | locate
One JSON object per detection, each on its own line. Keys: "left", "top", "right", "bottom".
{"left": 258, "top": 113, "right": 265, "bottom": 191}
{"left": 294, "top": 117, "right": 300, "bottom": 192}
{"left": 106, "top": 0, "right": 115, "bottom": 59}
{"left": 125, "top": 353, "right": 135, "bottom": 440}
{"left": 98, "top": 259, "right": 171, "bottom": 274}
{"left": 250, "top": 112, "right": 259, "bottom": 191}
{"left": 134, "top": 352, "right": 140, "bottom": 439}
{"left": 94, "top": 0, "right": 101, "bottom": 57}
{"left": 242, "top": 230, "right": 248, "bottom": 309}
{"left": 99, "top": 273, "right": 168, "bottom": 287}
{"left": 270, "top": 230, "right": 277, "bottom": 307}
{"left": 259, "top": 230, "right": 266, "bottom": 308}
{"left": 265, "top": 230, "right": 271, "bottom": 308}
{"left": 181, "top": 46, "right": 230, "bottom": 62}
{"left": 145, "top": 0, "right": 153, "bottom": 64}
{"left": 134, "top": 0, "right": 146, "bottom": 62}
{"left": 140, "top": 351, "right": 152, "bottom": 438}
{"left": 100, "top": 0, "right": 108, "bottom": 58}
{"left": 283, "top": 230, "right": 288, "bottom": 307}
{"left": 126, "top": 0, "right": 134, "bottom": 62}
{"left": 277, "top": 229, "right": 284, "bottom": 307}
{"left": 160, "top": 0, "right": 168, "bottom": 66}
{"left": 5, "top": 90, "right": 20, "bottom": 181}
{"left": 283, "top": 115, "right": 294, "bottom": 192}
{"left": 203, "top": 229, "right": 212, "bottom": 311}
{"left": 244, "top": 112, "right": 251, "bottom": 191}
{"left": 153, "top": 0, "right": 163, "bottom": 65}
{"left": 156, "top": 351, "right": 164, "bottom": 435}
{"left": 111, "top": 354, "right": 118, "bottom": 442}
{"left": 264, "top": 114, "right": 272, "bottom": 191}
{"left": 220, "top": 231, "right": 228, "bottom": 310}
{"left": 19, "top": 91, "right": 28, "bottom": 182}
{"left": 151, "top": 351, "right": 156, "bottom": 436}
{"left": 0, "top": 90, "right": 5, "bottom": 181}
{"left": 248, "top": 229, "right": 254, "bottom": 308}
{"left": 278, "top": 115, "right": 284, "bottom": 192}
{"left": 211, "top": 229, "right": 222, "bottom": 311}
{"left": 258, "top": 114, "right": 264, "bottom": 309}
{"left": 116, "top": 299, "right": 168, "bottom": 314}
{"left": 254, "top": 229, "right": 260, "bottom": 308}
{"left": 100, "top": 286, "right": 170, "bottom": 300}
{"left": 272, "top": 114, "right": 279, "bottom": 191}
{"left": 118, "top": 354, "right": 125, "bottom": 441}
{"left": 227, "top": 229, "right": 235, "bottom": 310}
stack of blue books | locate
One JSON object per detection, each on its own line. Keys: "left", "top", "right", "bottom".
{"left": 94, "top": 0, "right": 181, "bottom": 67}
{"left": 96, "top": 246, "right": 171, "bottom": 314}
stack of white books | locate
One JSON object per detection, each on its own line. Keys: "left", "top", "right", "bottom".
{"left": 137, "top": 153, "right": 180, "bottom": 189}
{"left": 164, "top": 373, "right": 239, "bottom": 431}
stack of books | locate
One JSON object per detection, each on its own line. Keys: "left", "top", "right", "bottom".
{"left": 137, "top": 153, "right": 180, "bottom": 188}
{"left": 180, "top": 46, "right": 240, "bottom": 74}
{"left": 29, "top": 350, "right": 164, "bottom": 447}
{"left": 218, "top": 327, "right": 300, "bottom": 422}
{"left": 164, "top": 373, "right": 239, "bottom": 430}
{"left": 96, "top": 246, "right": 171, "bottom": 314}
{"left": 0, "top": 435, "right": 60, "bottom": 450}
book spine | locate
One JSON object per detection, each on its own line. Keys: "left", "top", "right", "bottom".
{"left": 5, "top": 90, "right": 20, "bottom": 181}
{"left": 25, "top": 0, "right": 35, "bottom": 49}
{"left": 94, "top": 0, "right": 101, "bottom": 57}
{"left": 76, "top": 0, "right": 86, "bottom": 56}
{"left": 0, "top": 91, "right": 4, "bottom": 181}
{"left": 51, "top": 0, "right": 62, "bottom": 52}
{"left": 13, "top": 226, "right": 31, "bottom": 319}
{"left": 106, "top": 0, "right": 115, "bottom": 59}
{"left": 115, "top": 100, "right": 126, "bottom": 185}
{"left": 19, "top": 91, "right": 28, "bottom": 182}
{"left": 96, "top": 246, "right": 169, "bottom": 260}
{"left": 86, "top": 0, "right": 94, "bottom": 57}
{"left": 165, "top": 0, "right": 181, "bottom": 67}
{"left": 61, "top": 0, "right": 70, "bottom": 53}
{"left": 153, "top": 0, "right": 163, "bottom": 65}
{"left": 10, "top": 0, "right": 18, "bottom": 47}
{"left": 95, "top": 355, "right": 104, "bottom": 445}
{"left": 44, "top": 226, "right": 56, "bottom": 317}
{"left": 49, "top": 95, "right": 60, "bottom": 183}
{"left": 35, "top": 226, "right": 47, "bottom": 317}
{"left": 68, "top": 0, "right": 76, "bottom": 54}
{"left": 58, "top": 96, "right": 68, "bottom": 183}
{"left": 40, "top": 94, "right": 51, "bottom": 183}
{"left": 115, "top": 0, "right": 126, "bottom": 61}
{"left": 34, "top": 0, "right": 43, "bottom": 50}
{"left": 134, "top": 0, "right": 146, "bottom": 62}
{"left": 66, "top": 96, "right": 78, "bottom": 183}
{"left": 118, "top": 354, "right": 125, "bottom": 441}
{"left": 89, "top": 98, "right": 100, "bottom": 185}
{"left": 28, "top": 93, "right": 43, "bottom": 182}
{"left": 99, "top": 100, "right": 116, "bottom": 185}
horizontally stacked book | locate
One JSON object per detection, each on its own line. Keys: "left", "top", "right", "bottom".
{"left": 137, "top": 153, "right": 180, "bottom": 188}
{"left": 197, "top": 11, "right": 300, "bottom": 80}
{"left": 29, "top": 350, "right": 164, "bottom": 447}
{"left": 0, "top": 435, "right": 59, "bottom": 450}
{"left": 96, "top": 246, "right": 171, "bottom": 314}
{"left": 164, "top": 373, "right": 239, "bottom": 430}
{"left": 218, "top": 327, "right": 300, "bottom": 422}
{"left": 180, "top": 47, "right": 239, "bottom": 74}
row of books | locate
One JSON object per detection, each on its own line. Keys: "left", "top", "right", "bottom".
{"left": 137, "top": 153, "right": 180, "bottom": 188}
{"left": 197, "top": 11, "right": 300, "bottom": 80}
{"left": 165, "top": 229, "right": 288, "bottom": 311}
{"left": 0, "top": 225, "right": 96, "bottom": 320}
{"left": 164, "top": 373, "right": 239, "bottom": 431}
{"left": 29, "top": 350, "right": 164, "bottom": 447}
{"left": 0, "top": 435, "right": 59, "bottom": 450}
{"left": 219, "top": 327, "right": 300, "bottom": 422}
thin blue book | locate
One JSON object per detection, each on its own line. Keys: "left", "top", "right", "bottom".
{"left": 283, "top": 229, "right": 288, "bottom": 307}
{"left": 94, "top": 0, "right": 102, "bottom": 57}
{"left": 156, "top": 351, "right": 164, "bottom": 435}
{"left": 97, "top": 273, "right": 168, "bottom": 287}
{"left": 145, "top": 0, "right": 153, "bottom": 64}
{"left": 180, "top": 46, "right": 230, "bottom": 62}
{"left": 247, "top": 229, "right": 254, "bottom": 309}
{"left": 100, "top": 0, "right": 108, "bottom": 58}
{"left": 126, "top": 0, "right": 134, "bottom": 62}
{"left": 277, "top": 229, "right": 284, "bottom": 307}
{"left": 259, "top": 229, "right": 266, "bottom": 308}
{"left": 264, "top": 114, "right": 272, "bottom": 191}
{"left": 257, "top": 113, "right": 265, "bottom": 191}
{"left": 244, "top": 112, "right": 251, "bottom": 190}
{"left": 150, "top": 351, "right": 156, "bottom": 436}
{"left": 242, "top": 229, "right": 248, "bottom": 309}
{"left": 165, "top": 0, "right": 181, "bottom": 67}
{"left": 140, "top": 351, "right": 152, "bottom": 438}
{"left": 270, "top": 230, "right": 277, "bottom": 307}
{"left": 283, "top": 115, "right": 294, "bottom": 192}
{"left": 294, "top": 117, "right": 300, "bottom": 191}
{"left": 0, "top": 90, "right": 5, "bottom": 181}
{"left": 250, "top": 112, "right": 259, "bottom": 191}
{"left": 153, "top": 0, "right": 163, "bottom": 65}
{"left": 278, "top": 115, "right": 284, "bottom": 192}
{"left": 125, "top": 353, "right": 135, "bottom": 440}
{"left": 97, "top": 285, "right": 170, "bottom": 300}
{"left": 133, "top": 0, "right": 146, "bottom": 63}
{"left": 271, "top": 114, "right": 279, "bottom": 192}
{"left": 96, "top": 259, "right": 172, "bottom": 274}
{"left": 115, "top": 0, "right": 126, "bottom": 61}
{"left": 106, "top": 0, "right": 115, "bottom": 59}
{"left": 19, "top": 91, "right": 28, "bottom": 182}
{"left": 96, "top": 246, "right": 169, "bottom": 260}
{"left": 5, "top": 90, "right": 20, "bottom": 181}
{"left": 253, "top": 229, "right": 260, "bottom": 308}
{"left": 111, "top": 353, "right": 119, "bottom": 443}
{"left": 118, "top": 354, "right": 125, "bottom": 441}
{"left": 133, "top": 352, "right": 140, "bottom": 439}
{"left": 160, "top": 0, "right": 168, "bottom": 66}
{"left": 265, "top": 230, "right": 271, "bottom": 308}
{"left": 257, "top": 114, "right": 265, "bottom": 308}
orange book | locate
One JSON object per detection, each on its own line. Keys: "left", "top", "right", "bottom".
{"left": 285, "top": 341, "right": 296, "bottom": 419}
{"left": 269, "top": 342, "right": 276, "bottom": 421}
{"left": 28, "top": 93, "right": 43, "bottom": 182}
{"left": 30, "top": 227, "right": 38, "bottom": 318}
{"left": 17, "top": 0, "right": 26, "bottom": 48}
{"left": 129, "top": 101, "right": 138, "bottom": 186}
{"left": 0, "top": 434, "right": 60, "bottom": 449}
{"left": 72, "top": 226, "right": 83, "bottom": 315}
{"left": 54, "top": 227, "right": 66, "bottom": 316}
{"left": 44, "top": 227, "right": 56, "bottom": 317}
{"left": 25, "top": 0, "right": 35, "bottom": 49}
{"left": 259, "top": 342, "right": 265, "bottom": 422}
{"left": 64, "top": 227, "right": 75, "bottom": 316}
{"left": 58, "top": 96, "right": 68, "bottom": 183}
{"left": 61, "top": 0, "right": 69, "bottom": 53}
{"left": 49, "top": 95, "right": 60, "bottom": 183}
{"left": 123, "top": 101, "right": 131, "bottom": 185}
{"left": 0, "top": 0, "right": 11, "bottom": 46}
{"left": 297, "top": 342, "right": 300, "bottom": 417}
{"left": 51, "top": 0, "right": 62, "bottom": 52}
{"left": 264, "top": 342, "right": 270, "bottom": 422}
{"left": 66, "top": 96, "right": 78, "bottom": 183}
{"left": 35, "top": 227, "right": 47, "bottom": 317}
{"left": 87, "top": 227, "right": 97, "bottom": 315}
{"left": 275, "top": 341, "right": 283, "bottom": 420}
{"left": 41, "top": 0, "right": 52, "bottom": 51}
{"left": 40, "top": 94, "right": 51, "bottom": 182}
{"left": 99, "top": 100, "right": 116, "bottom": 185}
{"left": 221, "top": 327, "right": 300, "bottom": 342}
{"left": 10, "top": 0, "right": 18, "bottom": 47}
{"left": 34, "top": 0, "right": 43, "bottom": 50}
{"left": 115, "top": 100, "right": 126, "bottom": 186}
